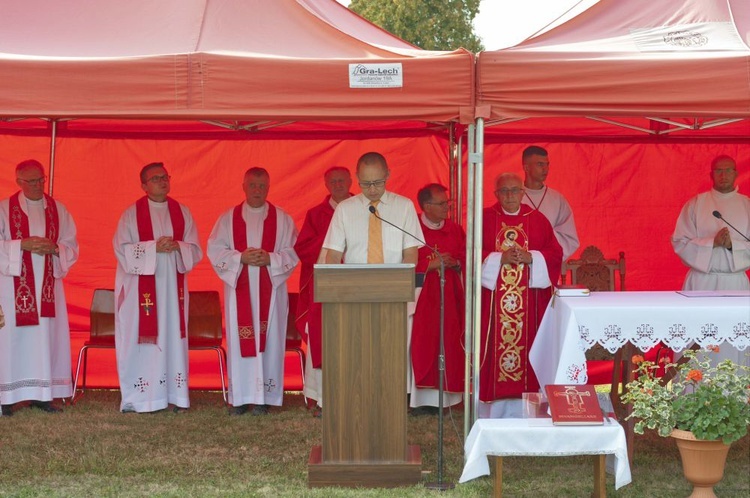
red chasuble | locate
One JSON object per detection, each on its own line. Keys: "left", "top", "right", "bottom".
{"left": 479, "top": 203, "right": 562, "bottom": 401}
{"left": 232, "top": 202, "right": 277, "bottom": 358}
{"left": 9, "top": 192, "right": 59, "bottom": 326}
{"left": 293, "top": 196, "right": 335, "bottom": 369}
{"left": 411, "top": 217, "right": 466, "bottom": 393}
{"left": 135, "top": 196, "right": 186, "bottom": 344}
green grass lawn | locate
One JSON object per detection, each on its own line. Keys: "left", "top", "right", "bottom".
{"left": 0, "top": 390, "right": 747, "bottom": 497}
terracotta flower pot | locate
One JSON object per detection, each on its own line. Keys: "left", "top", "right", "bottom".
{"left": 670, "top": 429, "right": 731, "bottom": 498}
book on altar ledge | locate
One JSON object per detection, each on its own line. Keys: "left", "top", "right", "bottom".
{"left": 555, "top": 284, "right": 590, "bottom": 297}
{"left": 544, "top": 384, "right": 604, "bottom": 425}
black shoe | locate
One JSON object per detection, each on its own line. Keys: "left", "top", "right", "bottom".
{"left": 251, "top": 404, "right": 269, "bottom": 416}
{"left": 30, "top": 401, "right": 62, "bottom": 413}
{"left": 410, "top": 406, "right": 439, "bottom": 416}
{"left": 229, "top": 404, "right": 248, "bottom": 416}
{"left": 1, "top": 404, "right": 13, "bottom": 417}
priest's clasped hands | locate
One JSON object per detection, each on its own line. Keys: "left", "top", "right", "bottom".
{"left": 501, "top": 244, "right": 532, "bottom": 265}
{"left": 21, "top": 236, "right": 59, "bottom": 256}
{"left": 241, "top": 247, "right": 270, "bottom": 267}
{"left": 155, "top": 236, "right": 181, "bottom": 254}
{"left": 713, "top": 227, "right": 733, "bottom": 250}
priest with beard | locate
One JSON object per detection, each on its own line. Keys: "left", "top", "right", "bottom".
{"left": 409, "top": 183, "right": 465, "bottom": 415}
{"left": 293, "top": 166, "right": 353, "bottom": 417}
{"left": 479, "top": 173, "right": 562, "bottom": 418}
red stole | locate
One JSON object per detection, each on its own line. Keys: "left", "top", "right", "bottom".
{"left": 233, "top": 202, "right": 277, "bottom": 357}
{"left": 135, "top": 196, "right": 185, "bottom": 344}
{"left": 9, "top": 192, "right": 59, "bottom": 326}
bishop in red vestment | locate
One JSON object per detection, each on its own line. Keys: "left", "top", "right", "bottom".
{"left": 480, "top": 173, "right": 562, "bottom": 402}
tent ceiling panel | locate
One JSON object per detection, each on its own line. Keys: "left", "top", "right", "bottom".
{"left": 477, "top": 0, "right": 750, "bottom": 119}
{"left": 0, "top": 0, "right": 473, "bottom": 122}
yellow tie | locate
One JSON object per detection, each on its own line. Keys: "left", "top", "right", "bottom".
{"left": 368, "top": 200, "right": 384, "bottom": 264}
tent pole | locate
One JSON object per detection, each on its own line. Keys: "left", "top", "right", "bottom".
{"left": 470, "top": 118, "right": 484, "bottom": 430}
{"left": 456, "top": 133, "right": 463, "bottom": 226}
{"left": 47, "top": 119, "right": 58, "bottom": 197}
{"left": 463, "top": 123, "right": 476, "bottom": 442}
{"left": 448, "top": 123, "right": 457, "bottom": 220}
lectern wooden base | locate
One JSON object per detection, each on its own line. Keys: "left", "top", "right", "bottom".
{"left": 309, "top": 265, "right": 420, "bottom": 488}
{"left": 308, "top": 445, "right": 422, "bottom": 488}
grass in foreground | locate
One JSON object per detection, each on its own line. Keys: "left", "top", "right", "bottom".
{"left": 0, "top": 390, "right": 748, "bottom": 497}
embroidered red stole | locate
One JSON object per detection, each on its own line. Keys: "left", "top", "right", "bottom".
{"left": 232, "top": 202, "right": 277, "bottom": 357}
{"left": 135, "top": 196, "right": 185, "bottom": 344}
{"left": 9, "top": 192, "right": 59, "bottom": 326}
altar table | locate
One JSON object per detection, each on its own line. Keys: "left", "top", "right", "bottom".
{"left": 530, "top": 290, "right": 749, "bottom": 389}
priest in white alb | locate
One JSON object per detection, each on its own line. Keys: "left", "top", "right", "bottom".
{"left": 208, "top": 167, "right": 299, "bottom": 416}
{"left": 672, "top": 155, "right": 750, "bottom": 366}
{"left": 113, "top": 162, "right": 203, "bottom": 413}
{"left": 0, "top": 159, "right": 79, "bottom": 416}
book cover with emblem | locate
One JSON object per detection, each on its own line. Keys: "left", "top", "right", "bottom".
{"left": 544, "top": 384, "right": 604, "bottom": 425}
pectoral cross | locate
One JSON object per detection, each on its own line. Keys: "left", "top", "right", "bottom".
{"left": 140, "top": 293, "right": 154, "bottom": 316}
{"left": 555, "top": 386, "right": 591, "bottom": 413}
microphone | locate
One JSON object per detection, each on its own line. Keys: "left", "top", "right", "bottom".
{"left": 369, "top": 204, "right": 430, "bottom": 248}
{"left": 712, "top": 210, "right": 750, "bottom": 242}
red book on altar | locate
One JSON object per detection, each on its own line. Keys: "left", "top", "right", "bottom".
{"left": 544, "top": 384, "right": 604, "bottom": 425}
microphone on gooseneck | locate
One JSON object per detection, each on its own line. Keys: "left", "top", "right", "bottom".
{"left": 712, "top": 210, "right": 750, "bottom": 242}
{"left": 369, "top": 204, "right": 431, "bottom": 250}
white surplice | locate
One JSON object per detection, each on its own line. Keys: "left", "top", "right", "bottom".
{"left": 113, "top": 199, "right": 202, "bottom": 413}
{"left": 207, "top": 202, "right": 298, "bottom": 408}
{"left": 522, "top": 186, "right": 579, "bottom": 261}
{"left": 0, "top": 194, "right": 78, "bottom": 405}
{"left": 672, "top": 187, "right": 750, "bottom": 366}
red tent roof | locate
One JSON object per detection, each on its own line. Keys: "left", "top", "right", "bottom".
{"left": 0, "top": 0, "right": 474, "bottom": 122}
{"left": 477, "top": 0, "right": 750, "bottom": 120}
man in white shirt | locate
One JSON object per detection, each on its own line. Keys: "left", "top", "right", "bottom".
{"left": 323, "top": 152, "right": 422, "bottom": 264}
{"left": 521, "top": 146, "right": 579, "bottom": 261}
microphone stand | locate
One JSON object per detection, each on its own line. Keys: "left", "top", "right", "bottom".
{"left": 369, "top": 207, "right": 453, "bottom": 490}
{"left": 424, "top": 251, "right": 454, "bottom": 491}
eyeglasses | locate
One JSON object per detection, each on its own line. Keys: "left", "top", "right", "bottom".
{"left": 358, "top": 179, "right": 387, "bottom": 189}
{"left": 17, "top": 176, "right": 46, "bottom": 186}
{"left": 426, "top": 200, "right": 452, "bottom": 207}
{"left": 496, "top": 187, "right": 524, "bottom": 196}
{"left": 146, "top": 174, "right": 171, "bottom": 184}
{"left": 712, "top": 168, "right": 736, "bottom": 175}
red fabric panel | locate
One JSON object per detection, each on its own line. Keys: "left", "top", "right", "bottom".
{"left": 0, "top": 134, "right": 450, "bottom": 331}
{"left": 481, "top": 142, "right": 750, "bottom": 291}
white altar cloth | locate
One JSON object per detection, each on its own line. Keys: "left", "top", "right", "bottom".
{"left": 530, "top": 291, "right": 750, "bottom": 386}
{"left": 459, "top": 418, "right": 631, "bottom": 489}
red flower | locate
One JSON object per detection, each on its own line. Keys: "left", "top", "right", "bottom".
{"left": 632, "top": 355, "right": 645, "bottom": 364}
{"left": 708, "top": 345, "right": 720, "bottom": 353}
{"left": 686, "top": 369, "right": 703, "bottom": 382}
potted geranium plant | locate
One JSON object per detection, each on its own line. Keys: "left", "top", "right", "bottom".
{"left": 621, "top": 346, "right": 750, "bottom": 497}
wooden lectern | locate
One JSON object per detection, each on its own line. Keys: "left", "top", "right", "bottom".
{"left": 308, "top": 264, "right": 422, "bottom": 488}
